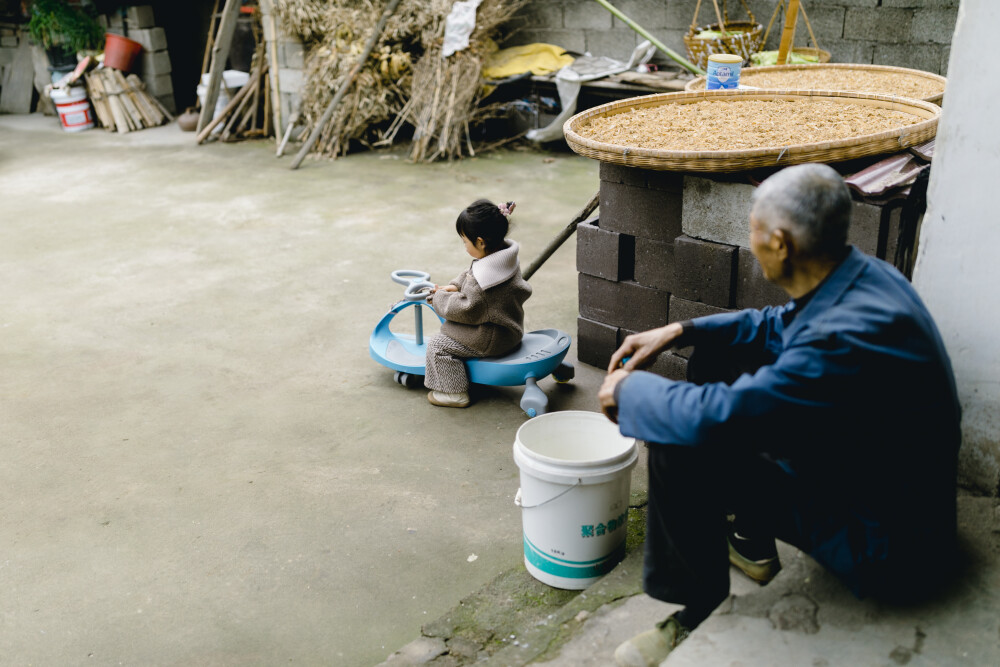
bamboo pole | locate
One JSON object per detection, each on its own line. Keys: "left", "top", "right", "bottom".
{"left": 777, "top": 0, "right": 801, "bottom": 65}
{"left": 592, "top": 0, "right": 704, "bottom": 75}
{"left": 290, "top": 0, "right": 403, "bottom": 170}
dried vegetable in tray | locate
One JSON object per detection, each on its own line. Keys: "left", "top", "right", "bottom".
{"left": 578, "top": 99, "right": 923, "bottom": 152}
{"left": 687, "top": 65, "right": 946, "bottom": 103}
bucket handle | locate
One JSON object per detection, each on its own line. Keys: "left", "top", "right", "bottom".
{"left": 514, "top": 480, "right": 582, "bottom": 509}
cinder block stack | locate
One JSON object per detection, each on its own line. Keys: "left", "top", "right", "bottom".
{"left": 104, "top": 5, "right": 175, "bottom": 114}
{"left": 260, "top": 0, "right": 305, "bottom": 139}
{"left": 576, "top": 163, "right": 903, "bottom": 379}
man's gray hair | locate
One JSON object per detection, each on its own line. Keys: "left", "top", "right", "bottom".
{"left": 751, "top": 163, "right": 851, "bottom": 259}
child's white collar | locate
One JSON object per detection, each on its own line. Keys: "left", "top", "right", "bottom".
{"left": 472, "top": 240, "right": 520, "bottom": 289}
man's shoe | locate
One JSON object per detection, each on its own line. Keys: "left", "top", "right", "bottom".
{"left": 614, "top": 615, "right": 689, "bottom": 667}
{"left": 427, "top": 390, "right": 470, "bottom": 408}
{"left": 728, "top": 530, "right": 781, "bottom": 584}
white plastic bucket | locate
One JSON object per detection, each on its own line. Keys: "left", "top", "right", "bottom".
{"left": 196, "top": 71, "right": 249, "bottom": 134}
{"left": 513, "top": 411, "right": 637, "bottom": 589}
{"left": 50, "top": 86, "right": 94, "bottom": 132}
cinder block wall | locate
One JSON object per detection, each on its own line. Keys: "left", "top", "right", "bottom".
{"left": 576, "top": 164, "right": 903, "bottom": 376}
{"left": 510, "top": 0, "right": 959, "bottom": 75}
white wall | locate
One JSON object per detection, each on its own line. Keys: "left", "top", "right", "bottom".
{"left": 913, "top": 0, "right": 1000, "bottom": 495}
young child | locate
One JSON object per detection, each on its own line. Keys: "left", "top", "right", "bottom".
{"left": 425, "top": 199, "right": 532, "bottom": 408}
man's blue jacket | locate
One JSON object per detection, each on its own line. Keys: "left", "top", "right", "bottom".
{"left": 616, "top": 247, "right": 961, "bottom": 596}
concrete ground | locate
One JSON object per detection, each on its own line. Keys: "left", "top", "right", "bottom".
{"left": 0, "top": 114, "right": 636, "bottom": 666}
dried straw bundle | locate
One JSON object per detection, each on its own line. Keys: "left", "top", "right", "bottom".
{"left": 273, "top": 0, "right": 527, "bottom": 161}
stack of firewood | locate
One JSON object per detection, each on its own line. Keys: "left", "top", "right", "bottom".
{"left": 85, "top": 68, "right": 172, "bottom": 133}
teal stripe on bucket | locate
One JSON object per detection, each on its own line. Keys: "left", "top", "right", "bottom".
{"left": 523, "top": 534, "right": 626, "bottom": 579}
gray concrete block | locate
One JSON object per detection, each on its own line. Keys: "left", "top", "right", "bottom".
{"left": 278, "top": 67, "right": 304, "bottom": 93}
{"left": 874, "top": 42, "right": 946, "bottom": 75}
{"left": 578, "top": 316, "right": 619, "bottom": 370}
{"left": 649, "top": 351, "right": 688, "bottom": 382}
{"left": 735, "top": 247, "right": 788, "bottom": 311}
{"left": 830, "top": 0, "right": 880, "bottom": 6}
{"left": 634, "top": 237, "right": 675, "bottom": 292}
{"left": 645, "top": 29, "right": 689, "bottom": 65}
{"left": 620, "top": 327, "right": 689, "bottom": 380}
{"left": 156, "top": 93, "right": 176, "bottom": 115}
{"left": 883, "top": 0, "right": 959, "bottom": 7}
{"left": 844, "top": 8, "right": 914, "bottom": 44}
{"left": 668, "top": 295, "right": 732, "bottom": 324}
{"left": 143, "top": 73, "right": 173, "bottom": 97}
{"left": 665, "top": 2, "right": 696, "bottom": 29}
{"left": 600, "top": 163, "right": 683, "bottom": 193}
{"left": 1, "top": 35, "right": 17, "bottom": 47}
{"left": 579, "top": 274, "right": 670, "bottom": 333}
{"left": 612, "top": 1, "right": 668, "bottom": 30}
{"left": 577, "top": 220, "right": 635, "bottom": 282}
{"left": 681, "top": 175, "right": 755, "bottom": 248}
{"left": 672, "top": 235, "right": 737, "bottom": 308}
{"left": 599, "top": 180, "right": 683, "bottom": 243}
{"left": 507, "top": 29, "right": 587, "bottom": 54}
{"left": 668, "top": 295, "right": 733, "bottom": 358}
{"left": 126, "top": 5, "right": 156, "bottom": 29}
{"left": 281, "top": 41, "right": 305, "bottom": 69}
{"left": 584, "top": 29, "right": 639, "bottom": 62}
{"left": 518, "top": 3, "right": 565, "bottom": 27}
{"left": 910, "top": 9, "right": 959, "bottom": 44}
{"left": 108, "top": 12, "right": 124, "bottom": 30}
{"left": 139, "top": 50, "right": 172, "bottom": 77}
{"left": 564, "top": 0, "right": 613, "bottom": 30}
{"left": 800, "top": 6, "right": 847, "bottom": 42}
{"left": 832, "top": 40, "right": 876, "bottom": 65}
{"left": 130, "top": 27, "right": 167, "bottom": 52}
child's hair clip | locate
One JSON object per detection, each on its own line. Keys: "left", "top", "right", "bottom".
{"left": 498, "top": 201, "right": 516, "bottom": 218}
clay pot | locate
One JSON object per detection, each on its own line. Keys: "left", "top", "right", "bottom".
{"left": 177, "top": 107, "right": 199, "bottom": 132}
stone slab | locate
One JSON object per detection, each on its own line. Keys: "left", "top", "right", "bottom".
{"left": 667, "top": 296, "right": 733, "bottom": 358}
{"left": 576, "top": 220, "right": 635, "bottom": 282}
{"left": 577, "top": 316, "right": 619, "bottom": 370}
{"left": 579, "top": 274, "right": 670, "bottom": 334}
{"left": 142, "top": 72, "right": 173, "bottom": 97}
{"left": 599, "top": 180, "right": 683, "bottom": 244}
{"left": 735, "top": 247, "right": 789, "bottom": 311}
{"left": 126, "top": 5, "right": 156, "bottom": 29}
{"left": 139, "top": 50, "right": 172, "bottom": 77}
{"left": 681, "top": 175, "right": 755, "bottom": 248}
{"left": 633, "top": 237, "right": 674, "bottom": 292}
{"left": 672, "top": 235, "right": 737, "bottom": 309}
{"left": 599, "top": 163, "right": 682, "bottom": 193}
{"left": 130, "top": 27, "right": 167, "bottom": 53}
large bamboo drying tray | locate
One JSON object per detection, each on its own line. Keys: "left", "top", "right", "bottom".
{"left": 685, "top": 63, "right": 946, "bottom": 105}
{"left": 563, "top": 89, "right": 940, "bottom": 173}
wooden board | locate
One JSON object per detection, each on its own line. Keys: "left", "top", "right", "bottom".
{"left": 0, "top": 38, "right": 34, "bottom": 114}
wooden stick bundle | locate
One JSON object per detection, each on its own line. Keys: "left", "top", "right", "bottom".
{"left": 84, "top": 67, "right": 167, "bottom": 133}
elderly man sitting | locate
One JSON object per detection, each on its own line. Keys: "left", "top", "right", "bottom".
{"left": 599, "top": 164, "right": 961, "bottom": 667}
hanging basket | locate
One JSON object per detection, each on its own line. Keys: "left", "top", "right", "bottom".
{"left": 683, "top": 0, "right": 764, "bottom": 70}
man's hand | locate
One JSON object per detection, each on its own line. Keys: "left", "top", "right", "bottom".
{"left": 599, "top": 368, "right": 631, "bottom": 424}
{"left": 608, "top": 322, "right": 684, "bottom": 373}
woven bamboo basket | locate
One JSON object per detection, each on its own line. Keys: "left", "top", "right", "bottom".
{"left": 684, "top": 0, "right": 764, "bottom": 70}
{"left": 685, "top": 63, "right": 946, "bottom": 105}
{"left": 563, "top": 89, "right": 940, "bottom": 173}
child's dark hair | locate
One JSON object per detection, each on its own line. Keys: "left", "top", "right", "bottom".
{"left": 456, "top": 199, "right": 513, "bottom": 253}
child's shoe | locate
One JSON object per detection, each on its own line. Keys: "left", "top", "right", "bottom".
{"left": 427, "top": 390, "right": 470, "bottom": 408}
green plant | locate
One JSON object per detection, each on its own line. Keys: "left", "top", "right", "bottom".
{"left": 28, "top": 0, "right": 105, "bottom": 54}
